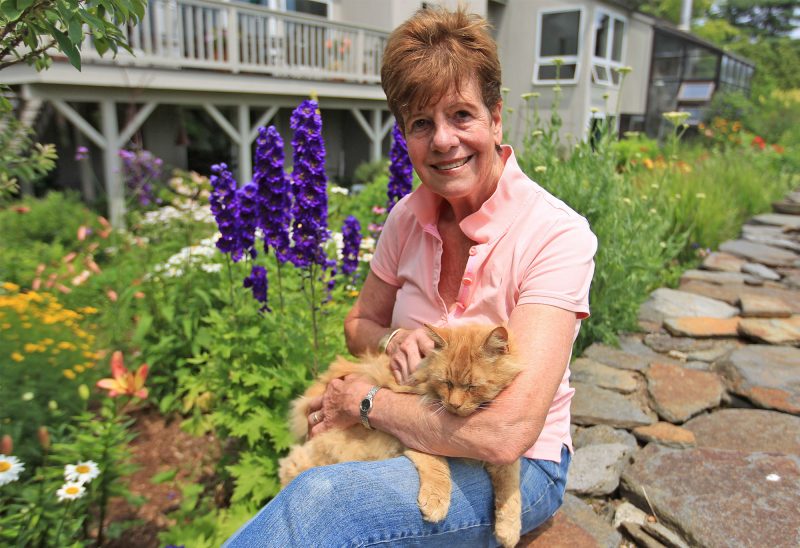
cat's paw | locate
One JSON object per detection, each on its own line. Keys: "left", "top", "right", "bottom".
{"left": 417, "top": 485, "right": 450, "bottom": 522}
{"left": 493, "top": 518, "right": 521, "bottom": 548}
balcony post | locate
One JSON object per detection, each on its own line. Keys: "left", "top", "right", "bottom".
{"left": 228, "top": 4, "right": 240, "bottom": 73}
{"left": 100, "top": 99, "right": 126, "bottom": 229}
{"left": 238, "top": 104, "right": 252, "bottom": 183}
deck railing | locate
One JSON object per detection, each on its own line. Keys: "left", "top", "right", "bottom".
{"left": 80, "top": 0, "right": 389, "bottom": 84}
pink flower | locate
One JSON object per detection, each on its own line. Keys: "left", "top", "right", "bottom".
{"left": 96, "top": 351, "right": 148, "bottom": 399}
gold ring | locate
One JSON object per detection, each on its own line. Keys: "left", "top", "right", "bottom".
{"left": 313, "top": 411, "right": 320, "bottom": 424}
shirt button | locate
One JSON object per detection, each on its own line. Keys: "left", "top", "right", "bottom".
{"left": 469, "top": 247, "right": 477, "bottom": 256}
{"left": 462, "top": 277, "right": 473, "bottom": 286}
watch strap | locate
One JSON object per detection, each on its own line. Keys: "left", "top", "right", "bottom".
{"left": 359, "top": 386, "right": 381, "bottom": 429}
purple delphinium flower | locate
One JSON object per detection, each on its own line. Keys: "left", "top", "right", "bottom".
{"left": 387, "top": 123, "right": 413, "bottom": 211}
{"left": 288, "top": 100, "right": 332, "bottom": 270}
{"left": 75, "top": 146, "right": 89, "bottom": 161}
{"left": 243, "top": 265, "right": 270, "bottom": 312}
{"left": 340, "top": 215, "right": 362, "bottom": 278}
{"left": 210, "top": 163, "right": 248, "bottom": 262}
{"left": 119, "top": 149, "right": 162, "bottom": 207}
{"left": 253, "top": 126, "right": 293, "bottom": 263}
{"left": 235, "top": 181, "right": 259, "bottom": 259}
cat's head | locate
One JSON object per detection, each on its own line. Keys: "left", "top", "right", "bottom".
{"left": 412, "top": 324, "right": 522, "bottom": 417}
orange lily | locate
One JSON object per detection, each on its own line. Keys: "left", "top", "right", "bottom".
{"left": 96, "top": 351, "right": 149, "bottom": 399}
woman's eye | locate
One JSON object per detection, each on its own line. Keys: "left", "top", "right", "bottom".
{"left": 455, "top": 110, "right": 471, "bottom": 121}
{"left": 410, "top": 119, "right": 428, "bottom": 131}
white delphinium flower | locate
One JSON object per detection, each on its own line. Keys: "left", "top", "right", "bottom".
{"left": 64, "top": 461, "right": 100, "bottom": 484}
{"left": 0, "top": 455, "right": 25, "bottom": 486}
{"left": 330, "top": 185, "right": 349, "bottom": 196}
{"left": 56, "top": 482, "right": 86, "bottom": 502}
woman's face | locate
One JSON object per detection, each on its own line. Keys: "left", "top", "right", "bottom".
{"left": 403, "top": 78, "right": 504, "bottom": 214}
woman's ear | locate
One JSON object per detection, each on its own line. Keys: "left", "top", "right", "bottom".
{"left": 491, "top": 100, "right": 503, "bottom": 146}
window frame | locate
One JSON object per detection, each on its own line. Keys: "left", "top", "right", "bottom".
{"left": 533, "top": 6, "right": 586, "bottom": 86}
{"left": 590, "top": 7, "right": 627, "bottom": 87}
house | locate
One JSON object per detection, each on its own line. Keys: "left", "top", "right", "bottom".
{"left": 2, "top": 0, "right": 752, "bottom": 226}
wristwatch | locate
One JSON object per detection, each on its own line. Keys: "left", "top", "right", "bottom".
{"left": 359, "top": 386, "right": 381, "bottom": 429}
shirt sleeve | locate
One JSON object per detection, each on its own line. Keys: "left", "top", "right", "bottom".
{"left": 368, "top": 203, "right": 406, "bottom": 288}
{"left": 517, "top": 216, "right": 597, "bottom": 319}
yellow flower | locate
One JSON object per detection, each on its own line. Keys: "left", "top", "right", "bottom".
{"left": 21, "top": 323, "right": 32, "bottom": 329}
{"left": 24, "top": 343, "right": 39, "bottom": 353}
{"left": 11, "top": 352, "right": 24, "bottom": 362}
{"left": 1, "top": 282, "right": 20, "bottom": 292}
{"left": 1, "top": 323, "right": 10, "bottom": 330}
{"left": 57, "top": 341, "right": 76, "bottom": 351}
{"left": 63, "top": 369, "right": 77, "bottom": 380}
{"left": 74, "top": 364, "right": 85, "bottom": 373}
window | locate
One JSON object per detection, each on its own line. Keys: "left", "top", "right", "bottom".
{"left": 285, "top": 0, "right": 329, "bottom": 17}
{"left": 534, "top": 8, "right": 583, "bottom": 84}
{"left": 678, "top": 82, "right": 715, "bottom": 102}
{"left": 591, "top": 9, "right": 626, "bottom": 86}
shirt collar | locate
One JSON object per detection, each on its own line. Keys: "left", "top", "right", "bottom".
{"left": 405, "top": 145, "right": 531, "bottom": 243}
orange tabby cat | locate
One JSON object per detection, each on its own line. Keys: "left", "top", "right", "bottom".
{"left": 278, "top": 324, "right": 524, "bottom": 548}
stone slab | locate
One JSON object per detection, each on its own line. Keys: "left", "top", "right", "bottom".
{"left": 638, "top": 288, "right": 739, "bottom": 325}
{"left": 773, "top": 201, "right": 800, "bottom": 215}
{"left": 567, "top": 443, "right": 634, "bottom": 496}
{"left": 738, "top": 293, "right": 793, "bottom": 318}
{"left": 620, "top": 445, "right": 800, "bottom": 548}
{"left": 663, "top": 316, "right": 740, "bottom": 338}
{"left": 519, "top": 493, "right": 622, "bottom": 548}
{"left": 680, "top": 268, "right": 761, "bottom": 286}
{"left": 751, "top": 212, "right": 800, "bottom": 230}
{"left": 683, "top": 408, "right": 800, "bottom": 455}
{"left": 719, "top": 239, "right": 800, "bottom": 268}
{"left": 715, "top": 345, "right": 800, "bottom": 414}
{"left": 680, "top": 280, "right": 800, "bottom": 313}
{"left": 742, "top": 261, "right": 782, "bottom": 281}
{"left": 571, "top": 382, "right": 657, "bottom": 428}
{"left": 573, "top": 424, "right": 638, "bottom": 450}
{"left": 583, "top": 343, "right": 650, "bottom": 371}
{"left": 571, "top": 357, "right": 639, "bottom": 394}
{"left": 632, "top": 422, "right": 697, "bottom": 449}
{"left": 737, "top": 315, "right": 800, "bottom": 345}
{"left": 701, "top": 251, "right": 746, "bottom": 272}
{"left": 646, "top": 362, "right": 725, "bottom": 423}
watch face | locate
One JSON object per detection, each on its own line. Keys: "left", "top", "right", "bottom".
{"left": 360, "top": 399, "right": 370, "bottom": 412}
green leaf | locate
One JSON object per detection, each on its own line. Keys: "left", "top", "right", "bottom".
{"left": 133, "top": 312, "right": 153, "bottom": 343}
{"left": 1, "top": 2, "right": 24, "bottom": 20}
{"left": 49, "top": 26, "right": 81, "bottom": 70}
{"left": 181, "top": 316, "right": 192, "bottom": 340}
{"left": 67, "top": 17, "right": 82, "bottom": 44}
{"left": 15, "top": 0, "right": 34, "bottom": 11}
{"left": 150, "top": 469, "right": 178, "bottom": 484}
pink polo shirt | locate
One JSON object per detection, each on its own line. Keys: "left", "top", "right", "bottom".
{"left": 370, "top": 146, "right": 597, "bottom": 462}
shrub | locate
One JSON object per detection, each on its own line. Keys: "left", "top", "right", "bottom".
{"left": 0, "top": 282, "right": 100, "bottom": 463}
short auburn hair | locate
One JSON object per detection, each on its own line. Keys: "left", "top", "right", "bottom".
{"left": 380, "top": 6, "right": 502, "bottom": 130}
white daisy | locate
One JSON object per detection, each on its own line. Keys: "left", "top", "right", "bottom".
{"left": 64, "top": 461, "right": 100, "bottom": 484}
{"left": 0, "top": 455, "right": 25, "bottom": 486}
{"left": 56, "top": 482, "right": 86, "bottom": 501}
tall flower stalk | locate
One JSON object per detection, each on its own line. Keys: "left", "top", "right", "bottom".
{"left": 254, "top": 126, "right": 293, "bottom": 315}
{"left": 288, "top": 100, "right": 335, "bottom": 371}
{"left": 340, "top": 215, "right": 362, "bottom": 283}
{"left": 387, "top": 123, "right": 413, "bottom": 211}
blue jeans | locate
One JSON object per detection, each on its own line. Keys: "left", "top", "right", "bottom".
{"left": 223, "top": 445, "right": 570, "bottom": 547}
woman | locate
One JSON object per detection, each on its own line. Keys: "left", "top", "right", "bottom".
{"left": 225, "top": 6, "right": 596, "bottom": 546}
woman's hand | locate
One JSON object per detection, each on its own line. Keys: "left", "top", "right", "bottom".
{"left": 306, "top": 374, "right": 371, "bottom": 439}
{"left": 385, "top": 327, "right": 435, "bottom": 385}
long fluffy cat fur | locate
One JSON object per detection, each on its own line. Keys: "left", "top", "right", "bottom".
{"left": 278, "top": 324, "right": 524, "bottom": 548}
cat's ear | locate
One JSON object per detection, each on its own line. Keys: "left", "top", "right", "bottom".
{"left": 483, "top": 326, "right": 510, "bottom": 356}
{"left": 423, "top": 323, "right": 446, "bottom": 350}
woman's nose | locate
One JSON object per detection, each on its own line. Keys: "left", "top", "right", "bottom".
{"left": 431, "top": 122, "right": 458, "bottom": 151}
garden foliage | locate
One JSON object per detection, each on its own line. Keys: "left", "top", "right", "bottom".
{"left": 1, "top": 83, "right": 798, "bottom": 544}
